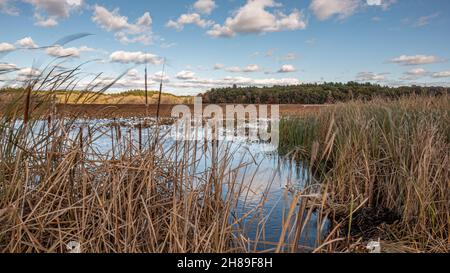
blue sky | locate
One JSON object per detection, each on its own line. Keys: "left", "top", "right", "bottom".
{"left": 0, "top": 0, "right": 449, "bottom": 95}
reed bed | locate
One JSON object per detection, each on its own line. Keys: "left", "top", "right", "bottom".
{"left": 0, "top": 103, "right": 328, "bottom": 253}
{"left": 0, "top": 59, "right": 330, "bottom": 253}
{"left": 280, "top": 96, "right": 450, "bottom": 252}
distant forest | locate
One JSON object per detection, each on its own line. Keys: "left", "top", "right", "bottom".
{"left": 201, "top": 82, "right": 450, "bottom": 104}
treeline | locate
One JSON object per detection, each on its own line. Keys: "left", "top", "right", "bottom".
{"left": 201, "top": 82, "right": 450, "bottom": 104}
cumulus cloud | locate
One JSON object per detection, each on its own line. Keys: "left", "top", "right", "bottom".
{"left": 16, "top": 37, "right": 38, "bottom": 49}
{"left": 278, "top": 64, "right": 297, "bottom": 73}
{"left": 24, "top": 0, "right": 83, "bottom": 27}
{"left": 92, "top": 5, "right": 153, "bottom": 45}
{"left": 431, "top": 71, "right": 450, "bottom": 78}
{"left": 166, "top": 13, "right": 214, "bottom": 31}
{"left": 110, "top": 51, "right": 163, "bottom": 65}
{"left": 176, "top": 70, "right": 196, "bottom": 80}
{"left": 356, "top": 72, "right": 388, "bottom": 81}
{"left": 0, "top": 42, "right": 15, "bottom": 52}
{"left": 310, "top": 0, "right": 396, "bottom": 21}
{"left": 207, "top": 0, "right": 307, "bottom": 38}
{"left": 92, "top": 5, "right": 151, "bottom": 33}
{"left": 45, "top": 45, "right": 93, "bottom": 57}
{"left": 193, "top": 0, "right": 216, "bottom": 15}
{"left": 310, "top": 0, "right": 360, "bottom": 21}
{"left": 390, "top": 55, "right": 444, "bottom": 65}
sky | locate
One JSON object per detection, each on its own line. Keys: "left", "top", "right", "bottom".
{"left": 0, "top": 0, "right": 449, "bottom": 95}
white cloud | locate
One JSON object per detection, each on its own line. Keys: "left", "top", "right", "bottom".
{"left": 401, "top": 68, "right": 428, "bottom": 80}
{"left": 89, "top": 73, "right": 302, "bottom": 93}
{"left": 16, "top": 37, "right": 38, "bottom": 49}
{"left": 18, "top": 67, "right": 41, "bottom": 76}
{"left": 176, "top": 70, "right": 196, "bottom": 80}
{"left": 151, "top": 71, "right": 170, "bottom": 82}
{"left": 117, "top": 70, "right": 168, "bottom": 89}
{"left": 92, "top": 5, "right": 153, "bottom": 45}
{"left": 223, "top": 64, "right": 261, "bottom": 73}
{"left": 310, "top": 0, "right": 395, "bottom": 21}
{"left": 310, "top": 0, "right": 360, "bottom": 21}
{"left": 193, "top": 0, "right": 216, "bottom": 15}
{"left": 115, "top": 32, "right": 152, "bottom": 45}
{"left": 243, "top": 64, "right": 261, "bottom": 72}
{"left": 25, "top": 0, "right": 83, "bottom": 27}
{"left": 390, "top": 55, "right": 443, "bottom": 65}
{"left": 405, "top": 68, "right": 428, "bottom": 76}
{"left": 45, "top": 45, "right": 93, "bottom": 57}
{"left": 166, "top": 13, "right": 213, "bottom": 31}
{"left": 278, "top": 64, "right": 297, "bottom": 73}
{"left": 414, "top": 13, "right": 439, "bottom": 27}
{"left": 173, "top": 76, "right": 301, "bottom": 90}
{"left": 208, "top": 24, "right": 235, "bottom": 38}
{"left": 366, "top": 0, "right": 396, "bottom": 9}
{"left": 431, "top": 71, "right": 450, "bottom": 78}
{"left": 110, "top": 51, "right": 163, "bottom": 65}
{"left": 356, "top": 72, "right": 388, "bottom": 81}
{"left": 34, "top": 14, "right": 58, "bottom": 27}
{"left": 207, "top": 0, "right": 307, "bottom": 38}
{"left": 126, "top": 68, "right": 139, "bottom": 78}
{"left": 0, "top": 63, "right": 18, "bottom": 70}
{"left": 92, "top": 5, "right": 151, "bottom": 33}
{"left": 0, "top": 42, "right": 15, "bottom": 52}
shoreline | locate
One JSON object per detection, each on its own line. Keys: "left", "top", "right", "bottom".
{"left": 1, "top": 103, "right": 327, "bottom": 119}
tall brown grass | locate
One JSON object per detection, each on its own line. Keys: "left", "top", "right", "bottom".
{"left": 0, "top": 62, "right": 329, "bottom": 253}
{"left": 280, "top": 96, "right": 450, "bottom": 253}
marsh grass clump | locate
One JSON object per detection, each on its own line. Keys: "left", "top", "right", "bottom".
{"left": 0, "top": 122, "right": 245, "bottom": 252}
{"left": 279, "top": 96, "right": 450, "bottom": 252}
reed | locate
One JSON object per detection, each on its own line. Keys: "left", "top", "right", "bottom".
{"left": 279, "top": 96, "right": 450, "bottom": 252}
